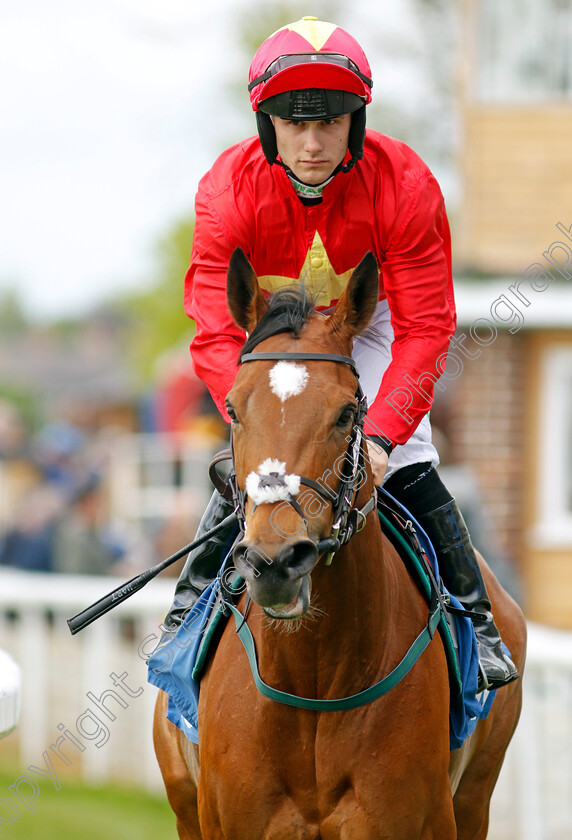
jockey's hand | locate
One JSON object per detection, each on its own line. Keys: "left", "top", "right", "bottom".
{"left": 366, "top": 441, "right": 389, "bottom": 486}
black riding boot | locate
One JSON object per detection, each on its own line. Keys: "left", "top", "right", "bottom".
{"left": 417, "top": 500, "right": 519, "bottom": 691}
{"left": 159, "top": 490, "right": 238, "bottom": 644}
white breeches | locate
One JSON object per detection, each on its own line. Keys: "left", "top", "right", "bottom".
{"left": 351, "top": 299, "right": 440, "bottom": 482}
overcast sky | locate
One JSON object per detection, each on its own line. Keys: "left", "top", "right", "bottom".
{"left": 1, "top": 0, "right": 432, "bottom": 321}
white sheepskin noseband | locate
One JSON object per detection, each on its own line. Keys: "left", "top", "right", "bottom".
{"left": 245, "top": 459, "right": 301, "bottom": 505}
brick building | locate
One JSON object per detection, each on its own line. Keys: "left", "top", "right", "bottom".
{"left": 438, "top": 0, "right": 572, "bottom": 627}
{"left": 434, "top": 278, "right": 572, "bottom": 627}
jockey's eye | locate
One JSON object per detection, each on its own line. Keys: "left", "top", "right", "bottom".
{"left": 336, "top": 404, "right": 356, "bottom": 427}
{"left": 226, "top": 402, "right": 238, "bottom": 423}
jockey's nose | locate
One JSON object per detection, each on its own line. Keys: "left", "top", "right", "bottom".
{"left": 303, "top": 124, "right": 324, "bottom": 153}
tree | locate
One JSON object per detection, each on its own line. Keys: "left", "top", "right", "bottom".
{"left": 0, "top": 288, "right": 27, "bottom": 335}
{"left": 115, "top": 217, "right": 195, "bottom": 383}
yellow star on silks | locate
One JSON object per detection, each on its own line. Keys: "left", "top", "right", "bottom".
{"left": 257, "top": 231, "right": 354, "bottom": 308}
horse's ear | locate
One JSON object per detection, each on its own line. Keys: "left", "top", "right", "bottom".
{"left": 227, "top": 248, "right": 269, "bottom": 333}
{"left": 329, "top": 251, "right": 379, "bottom": 339}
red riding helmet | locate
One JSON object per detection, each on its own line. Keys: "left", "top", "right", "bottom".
{"left": 248, "top": 17, "right": 373, "bottom": 173}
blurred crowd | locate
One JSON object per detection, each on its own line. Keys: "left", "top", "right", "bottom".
{"left": 0, "top": 403, "right": 134, "bottom": 575}
{"left": 0, "top": 391, "right": 227, "bottom": 578}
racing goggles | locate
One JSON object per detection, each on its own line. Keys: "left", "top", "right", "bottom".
{"left": 248, "top": 52, "right": 373, "bottom": 93}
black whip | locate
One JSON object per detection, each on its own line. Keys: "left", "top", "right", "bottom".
{"left": 67, "top": 512, "right": 237, "bottom": 635}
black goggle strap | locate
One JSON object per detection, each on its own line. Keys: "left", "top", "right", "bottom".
{"left": 249, "top": 53, "right": 373, "bottom": 93}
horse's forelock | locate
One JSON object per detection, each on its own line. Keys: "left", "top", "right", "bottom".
{"left": 240, "top": 286, "right": 317, "bottom": 358}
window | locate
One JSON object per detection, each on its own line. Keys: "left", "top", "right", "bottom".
{"left": 535, "top": 345, "right": 572, "bottom": 545}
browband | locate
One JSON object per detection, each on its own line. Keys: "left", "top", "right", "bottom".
{"left": 240, "top": 351, "right": 359, "bottom": 377}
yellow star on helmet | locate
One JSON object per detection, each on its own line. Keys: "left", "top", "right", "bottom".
{"left": 285, "top": 19, "right": 337, "bottom": 51}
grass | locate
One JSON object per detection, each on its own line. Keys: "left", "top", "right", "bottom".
{"left": 0, "top": 763, "right": 177, "bottom": 839}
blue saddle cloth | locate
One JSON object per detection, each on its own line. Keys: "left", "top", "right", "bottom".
{"left": 147, "top": 496, "right": 496, "bottom": 751}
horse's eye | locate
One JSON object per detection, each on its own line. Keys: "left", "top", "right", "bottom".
{"left": 226, "top": 402, "right": 238, "bottom": 423}
{"left": 336, "top": 405, "right": 356, "bottom": 427}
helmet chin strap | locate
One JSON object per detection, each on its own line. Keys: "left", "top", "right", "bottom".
{"left": 340, "top": 155, "right": 360, "bottom": 174}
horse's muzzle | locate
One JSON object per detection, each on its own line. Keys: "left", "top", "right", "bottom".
{"left": 232, "top": 538, "right": 318, "bottom": 615}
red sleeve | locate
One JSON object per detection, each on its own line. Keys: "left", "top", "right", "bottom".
{"left": 184, "top": 180, "right": 246, "bottom": 423}
{"left": 363, "top": 169, "right": 456, "bottom": 445}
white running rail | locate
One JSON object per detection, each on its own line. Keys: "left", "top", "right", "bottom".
{"left": 1, "top": 569, "right": 571, "bottom": 838}
{"left": 0, "top": 648, "right": 20, "bottom": 739}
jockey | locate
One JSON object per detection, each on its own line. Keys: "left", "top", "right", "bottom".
{"left": 162, "top": 17, "right": 518, "bottom": 691}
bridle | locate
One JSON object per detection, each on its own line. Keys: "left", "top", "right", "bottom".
{"left": 224, "top": 350, "right": 378, "bottom": 564}
{"left": 211, "top": 350, "right": 448, "bottom": 712}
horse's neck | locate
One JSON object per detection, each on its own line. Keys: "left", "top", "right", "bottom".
{"left": 314, "top": 519, "right": 395, "bottom": 653}
{"left": 255, "top": 515, "right": 396, "bottom": 695}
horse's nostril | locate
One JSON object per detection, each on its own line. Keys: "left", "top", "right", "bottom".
{"left": 233, "top": 543, "right": 271, "bottom": 578}
{"left": 233, "top": 540, "right": 318, "bottom": 581}
{"left": 277, "top": 540, "right": 318, "bottom": 579}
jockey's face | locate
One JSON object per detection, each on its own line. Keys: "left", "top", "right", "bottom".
{"left": 271, "top": 113, "right": 351, "bottom": 184}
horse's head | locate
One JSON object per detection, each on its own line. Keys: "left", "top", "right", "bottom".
{"left": 226, "top": 248, "right": 379, "bottom": 619}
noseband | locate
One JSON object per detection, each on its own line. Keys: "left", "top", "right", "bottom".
{"left": 226, "top": 350, "right": 377, "bottom": 564}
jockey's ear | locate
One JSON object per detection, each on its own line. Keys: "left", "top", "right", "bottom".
{"left": 227, "top": 248, "right": 269, "bottom": 333}
{"left": 328, "top": 251, "right": 379, "bottom": 340}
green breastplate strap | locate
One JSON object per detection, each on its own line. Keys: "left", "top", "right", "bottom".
{"left": 227, "top": 598, "right": 442, "bottom": 711}
{"left": 220, "top": 510, "right": 462, "bottom": 712}
{"left": 222, "top": 508, "right": 461, "bottom": 711}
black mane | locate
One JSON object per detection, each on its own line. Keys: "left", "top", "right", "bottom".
{"left": 240, "top": 286, "right": 317, "bottom": 358}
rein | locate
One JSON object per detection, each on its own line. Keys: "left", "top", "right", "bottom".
{"left": 229, "top": 350, "right": 377, "bottom": 564}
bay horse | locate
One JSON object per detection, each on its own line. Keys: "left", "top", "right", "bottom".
{"left": 154, "top": 249, "right": 526, "bottom": 840}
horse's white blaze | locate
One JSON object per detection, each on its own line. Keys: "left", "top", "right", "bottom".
{"left": 245, "top": 458, "right": 301, "bottom": 504}
{"left": 269, "top": 361, "right": 309, "bottom": 402}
